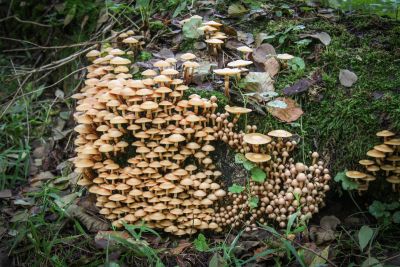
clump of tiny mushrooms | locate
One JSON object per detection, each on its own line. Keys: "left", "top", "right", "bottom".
{"left": 72, "top": 28, "right": 330, "bottom": 235}
{"left": 346, "top": 130, "right": 400, "bottom": 194}
{"left": 210, "top": 123, "right": 331, "bottom": 231}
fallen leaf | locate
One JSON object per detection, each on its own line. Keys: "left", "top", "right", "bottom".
{"left": 267, "top": 97, "right": 304, "bottom": 123}
{"left": 10, "top": 210, "right": 29, "bottom": 223}
{"left": 153, "top": 48, "right": 174, "bottom": 59}
{"left": 252, "top": 44, "right": 276, "bottom": 71}
{"left": 228, "top": 3, "right": 248, "bottom": 17}
{"left": 225, "top": 40, "right": 245, "bottom": 50}
{"left": 30, "top": 171, "right": 54, "bottom": 182}
{"left": 182, "top": 17, "right": 202, "bottom": 39}
{"left": 194, "top": 41, "right": 206, "bottom": 50}
{"left": 255, "top": 33, "right": 274, "bottom": 47}
{"left": 66, "top": 204, "right": 109, "bottom": 232}
{"left": 95, "top": 231, "right": 130, "bottom": 249}
{"left": 171, "top": 240, "right": 192, "bottom": 255}
{"left": 310, "top": 245, "right": 330, "bottom": 267}
{"left": 241, "top": 72, "right": 274, "bottom": 93}
{"left": 0, "top": 189, "right": 12, "bottom": 199}
{"left": 300, "top": 32, "right": 331, "bottom": 46}
{"left": 253, "top": 246, "right": 275, "bottom": 262}
{"left": 320, "top": 215, "right": 340, "bottom": 230}
{"left": 264, "top": 57, "right": 280, "bottom": 77}
{"left": 283, "top": 79, "right": 313, "bottom": 95}
{"left": 339, "top": 69, "right": 357, "bottom": 87}
{"left": 237, "top": 31, "right": 254, "bottom": 45}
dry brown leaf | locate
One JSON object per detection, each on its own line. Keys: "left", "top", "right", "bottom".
{"left": 264, "top": 57, "right": 280, "bottom": 77}
{"left": 170, "top": 240, "right": 192, "bottom": 255}
{"left": 0, "top": 189, "right": 12, "bottom": 199}
{"left": 252, "top": 44, "right": 276, "bottom": 71}
{"left": 267, "top": 97, "right": 304, "bottom": 123}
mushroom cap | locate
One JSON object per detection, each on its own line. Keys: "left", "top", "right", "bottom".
{"left": 86, "top": 50, "right": 101, "bottom": 58}
{"left": 141, "top": 69, "right": 157, "bottom": 77}
{"left": 122, "top": 37, "right": 138, "bottom": 44}
{"left": 268, "top": 130, "right": 293, "bottom": 138}
{"left": 386, "top": 176, "right": 400, "bottom": 183}
{"left": 385, "top": 138, "right": 400, "bottom": 146}
{"left": 366, "top": 149, "right": 385, "bottom": 158}
{"left": 202, "top": 20, "right": 222, "bottom": 27}
{"left": 346, "top": 171, "right": 367, "bottom": 179}
{"left": 376, "top": 130, "right": 395, "bottom": 138}
{"left": 276, "top": 53, "right": 294, "bottom": 60}
{"left": 213, "top": 68, "right": 241, "bottom": 76}
{"left": 180, "top": 53, "right": 197, "bottom": 61}
{"left": 227, "top": 60, "right": 253, "bottom": 68}
{"left": 381, "top": 164, "right": 395, "bottom": 171}
{"left": 140, "top": 101, "right": 159, "bottom": 110}
{"left": 205, "top": 38, "right": 224, "bottom": 44}
{"left": 243, "top": 133, "right": 272, "bottom": 145}
{"left": 168, "top": 134, "right": 186, "bottom": 143}
{"left": 110, "top": 57, "right": 131, "bottom": 65}
{"left": 225, "top": 105, "right": 252, "bottom": 114}
{"left": 359, "top": 159, "right": 375, "bottom": 166}
{"left": 245, "top": 152, "right": 271, "bottom": 163}
{"left": 374, "top": 144, "right": 394, "bottom": 153}
{"left": 237, "top": 46, "right": 253, "bottom": 53}
{"left": 153, "top": 60, "right": 170, "bottom": 68}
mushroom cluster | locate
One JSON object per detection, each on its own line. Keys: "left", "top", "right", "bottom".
{"left": 73, "top": 29, "right": 330, "bottom": 235}
{"left": 346, "top": 130, "right": 400, "bottom": 193}
{"left": 73, "top": 35, "right": 230, "bottom": 235}
{"left": 208, "top": 120, "right": 331, "bottom": 231}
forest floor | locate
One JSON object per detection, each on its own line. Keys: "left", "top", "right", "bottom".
{"left": 0, "top": 1, "right": 400, "bottom": 266}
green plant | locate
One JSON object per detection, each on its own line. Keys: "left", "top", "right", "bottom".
{"left": 107, "top": 222, "right": 164, "bottom": 266}
{"left": 368, "top": 200, "right": 400, "bottom": 224}
{"left": 234, "top": 153, "right": 267, "bottom": 183}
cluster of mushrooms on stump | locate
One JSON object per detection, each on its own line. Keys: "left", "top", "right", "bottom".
{"left": 346, "top": 130, "right": 400, "bottom": 194}
{"left": 72, "top": 21, "right": 331, "bottom": 235}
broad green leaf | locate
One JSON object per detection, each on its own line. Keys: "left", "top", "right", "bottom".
{"left": 182, "top": 18, "right": 202, "bottom": 39}
{"left": 209, "top": 253, "right": 226, "bottom": 267}
{"left": 358, "top": 225, "right": 373, "bottom": 252}
{"left": 194, "top": 233, "right": 209, "bottom": 252}
{"left": 267, "top": 100, "right": 288, "bottom": 109}
{"left": 243, "top": 160, "right": 255, "bottom": 171}
{"left": 286, "top": 213, "right": 297, "bottom": 234}
{"left": 361, "top": 257, "right": 382, "bottom": 267}
{"left": 334, "top": 171, "right": 358, "bottom": 190}
{"left": 289, "top": 57, "right": 306, "bottom": 71}
{"left": 310, "top": 245, "right": 329, "bottom": 267}
{"left": 249, "top": 196, "right": 259, "bottom": 209}
{"left": 368, "top": 201, "right": 389, "bottom": 218}
{"left": 251, "top": 167, "right": 266, "bottom": 183}
{"left": 228, "top": 3, "right": 248, "bottom": 17}
{"left": 173, "top": 0, "right": 187, "bottom": 18}
{"left": 234, "top": 153, "right": 246, "bottom": 164}
{"left": 392, "top": 211, "right": 400, "bottom": 223}
{"left": 228, "top": 184, "right": 245, "bottom": 193}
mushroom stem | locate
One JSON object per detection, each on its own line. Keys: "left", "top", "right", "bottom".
{"left": 224, "top": 75, "right": 230, "bottom": 98}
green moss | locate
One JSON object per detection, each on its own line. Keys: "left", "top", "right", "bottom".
{"left": 233, "top": 15, "right": 400, "bottom": 175}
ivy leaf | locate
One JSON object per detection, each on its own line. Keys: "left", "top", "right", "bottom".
{"left": 182, "top": 17, "right": 202, "bottom": 39}
{"left": 243, "top": 160, "right": 255, "bottom": 171}
{"left": 234, "top": 153, "right": 246, "bottom": 164}
{"left": 193, "top": 233, "right": 209, "bottom": 252}
{"left": 358, "top": 225, "right": 373, "bottom": 252}
{"left": 249, "top": 196, "right": 259, "bottom": 209}
{"left": 368, "top": 201, "right": 390, "bottom": 218}
{"left": 289, "top": 57, "right": 305, "bottom": 71}
{"left": 334, "top": 171, "right": 358, "bottom": 190}
{"left": 251, "top": 167, "right": 266, "bottom": 183}
{"left": 392, "top": 211, "right": 400, "bottom": 224}
{"left": 228, "top": 184, "right": 245, "bottom": 194}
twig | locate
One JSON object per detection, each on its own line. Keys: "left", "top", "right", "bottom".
{"left": 0, "top": 15, "right": 52, "bottom": 27}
